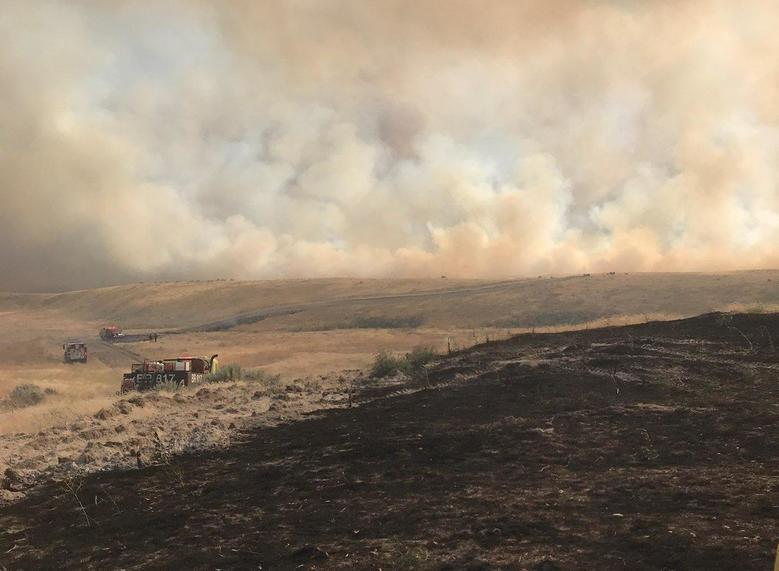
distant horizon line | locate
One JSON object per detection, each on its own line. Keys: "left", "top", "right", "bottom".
{"left": 4, "top": 268, "right": 779, "bottom": 296}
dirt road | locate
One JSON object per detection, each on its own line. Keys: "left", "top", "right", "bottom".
{"left": 89, "top": 341, "right": 145, "bottom": 367}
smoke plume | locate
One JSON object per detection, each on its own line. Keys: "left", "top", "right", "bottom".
{"left": 2, "top": 0, "right": 779, "bottom": 291}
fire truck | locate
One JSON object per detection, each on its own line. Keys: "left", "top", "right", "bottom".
{"left": 99, "top": 326, "right": 124, "bottom": 341}
{"left": 121, "top": 354, "right": 219, "bottom": 393}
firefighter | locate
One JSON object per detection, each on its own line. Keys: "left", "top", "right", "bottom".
{"left": 210, "top": 354, "right": 220, "bottom": 373}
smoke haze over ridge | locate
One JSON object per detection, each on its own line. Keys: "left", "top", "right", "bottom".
{"left": 2, "top": 0, "right": 779, "bottom": 291}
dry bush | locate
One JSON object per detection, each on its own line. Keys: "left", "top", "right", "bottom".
{"left": 206, "top": 363, "right": 242, "bottom": 383}
{"left": 1, "top": 384, "right": 51, "bottom": 410}
{"left": 406, "top": 347, "right": 436, "bottom": 370}
{"left": 242, "top": 369, "right": 282, "bottom": 393}
{"left": 207, "top": 363, "right": 280, "bottom": 386}
{"left": 371, "top": 347, "right": 436, "bottom": 378}
{"left": 371, "top": 351, "right": 408, "bottom": 378}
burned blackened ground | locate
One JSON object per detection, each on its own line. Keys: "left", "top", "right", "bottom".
{"left": 1, "top": 313, "right": 777, "bottom": 569}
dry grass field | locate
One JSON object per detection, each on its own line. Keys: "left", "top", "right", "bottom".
{"left": 1, "top": 271, "right": 778, "bottom": 435}
{"left": 2, "top": 312, "right": 777, "bottom": 568}
{"left": 1, "top": 272, "right": 778, "bottom": 568}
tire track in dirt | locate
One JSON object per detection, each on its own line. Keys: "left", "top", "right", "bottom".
{"left": 90, "top": 341, "right": 146, "bottom": 368}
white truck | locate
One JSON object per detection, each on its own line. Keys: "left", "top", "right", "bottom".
{"left": 63, "top": 341, "right": 88, "bottom": 364}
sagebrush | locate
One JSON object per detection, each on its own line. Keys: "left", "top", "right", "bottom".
{"left": 2, "top": 384, "right": 51, "bottom": 409}
{"left": 207, "top": 363, "right": 281, "bottom": 389}
{"left": 371, "top": 347, "right": 436, "bottom": 378}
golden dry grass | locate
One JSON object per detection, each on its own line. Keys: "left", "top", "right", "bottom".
{"left": 0, "top": 364, "right": 119, "bottom": 435}
{"left": 2, "top": 271, "right": 779, "bottom": 332}
{"left": 1, "top": 271, "right": 778, "bottom": 433}
{"left": 0, "top": 278, "right": 486, "bottom": 329}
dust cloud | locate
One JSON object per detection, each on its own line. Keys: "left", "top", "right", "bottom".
{"left": 2, "top": 0, "right": 779, "bottom": 291}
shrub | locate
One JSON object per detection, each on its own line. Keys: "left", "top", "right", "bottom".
{"left": 406, "top": 346, "right": 436, "bottom": 370}
{"left": 206, "top": 363, "right": 242, "bottom": 383}
{"left": 242, "top": 368, "right": 282, "bottom": 391}
{"left": 371, "top": 347, "right": 437, "bottom": 378}
{"left": 206, "top": 363, "right": 282, "bottom": 391}
{"left": 371, "top": 351, "right": 408, "bottom": 378}
{"left": 7, "top": 384, "right": 46, "bottom": 408}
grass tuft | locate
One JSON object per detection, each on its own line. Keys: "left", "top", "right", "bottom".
{"left": 206, "top": 363, "right": 242, "bottom": 383}
{"left": 371, "top": 347, "right": 436, "bottom": 378}
{"left": 206, "top": 363, "right": 282, "bottom": 391}
{"left": 2, "top": 384, "right": 48, "bottom": 409}
{"left": 371, "top": 351, "right": 407, "bottom": 378}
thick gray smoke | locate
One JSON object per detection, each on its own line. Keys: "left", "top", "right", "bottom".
{"left": 2, "top": 0, "right": 779, "bottom": 291}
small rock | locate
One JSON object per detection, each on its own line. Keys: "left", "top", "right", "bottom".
{"left": 114, "top": 424, "right": 127, "bottom": 433}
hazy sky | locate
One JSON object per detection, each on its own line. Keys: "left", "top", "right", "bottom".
{"left": 2, "top": 0, "right": 779, "bottom": 291}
